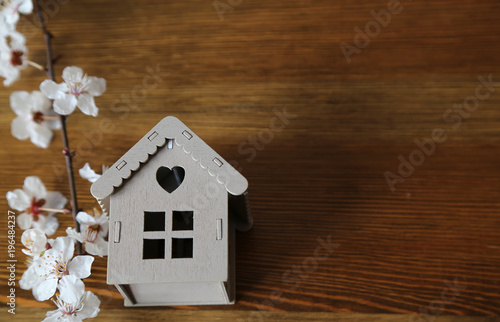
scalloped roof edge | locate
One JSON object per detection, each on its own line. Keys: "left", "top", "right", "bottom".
{"left": 91, "top": 116, "right": 249, "bottom": 201}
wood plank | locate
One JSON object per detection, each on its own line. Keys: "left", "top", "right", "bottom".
{"left": 11, "top": 309, "right": 500, "bottom": 322}
{"left": 0, "top": 0, "right": 499, "bottom": 320}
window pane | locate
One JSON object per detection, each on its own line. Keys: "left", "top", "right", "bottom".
{"left": 171, "top": 238, "right": 193, "bottom": 258}
{"left": 143, "top": 239, "right": 165, "bottom": 259}
{"left": 144, "top": 211, "right": 165, "bottom": 232}
{"left": 172, "top": 211, "right": 194, "bottom": 231}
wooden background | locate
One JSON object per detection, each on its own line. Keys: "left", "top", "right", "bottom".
{"left": 1, "top": 0, "right": 500, "bottom": 321}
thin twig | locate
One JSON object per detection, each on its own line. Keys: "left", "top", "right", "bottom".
{"left": 34, "top": 0, "right": 81, "bottom": 253}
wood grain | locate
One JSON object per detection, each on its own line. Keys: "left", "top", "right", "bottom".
{"left": 10, "top": 309, "right": 500, "bottom": 322}
{"left": 1, "top": 0, "right": 500, "bottom": 321}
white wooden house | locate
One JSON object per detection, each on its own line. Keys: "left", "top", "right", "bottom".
{"left": 91, "top": 116, "right": 252, "bottom": 306}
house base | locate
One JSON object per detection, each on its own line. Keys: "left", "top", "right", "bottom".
{"left": 115, "top": 281, "right": 234, "bottom": 306}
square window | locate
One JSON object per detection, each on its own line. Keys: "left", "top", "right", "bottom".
{"left": 171, "top": 238, "right": 193, "bottom": 258}
{"left": 172, "top": 211, "right": 194, "bottom": 231}
{"left": 143, "top": 239, "right": 165, "bottom": 259}
{"left": 144, "top": 211, "right": 165, "bottom": 232}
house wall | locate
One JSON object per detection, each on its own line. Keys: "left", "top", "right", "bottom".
{"left": 107, "top": 140, "right": 229, "bottom": 284}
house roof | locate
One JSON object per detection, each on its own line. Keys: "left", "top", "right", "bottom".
{"left": 91, "top": 116, "right": 249, "bottom": 202}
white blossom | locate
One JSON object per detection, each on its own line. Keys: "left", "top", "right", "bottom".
{"left": 78, "top": 163, "right": 101, "bottom": 183}
{"left": 0, "top": 13, "right": 13, "bottom": 36}
{"left": 0, "top": 0, "right": 33, "bottom": 27}
{"left": 21, "top": 228, "right": 48, "bottom": 257}
{"left": 44, "top": 275, "right": 100, "bottom": 322}
{"left": 66, "top": 210, "right": 108, "bottom": 257}
{"left": 10, "top": 90, "right": 61, "bottom": 148}
{"left": 6, "top": 176, "right": 67, "bottom": 235}
{"left": 19, "top": 237, "right": 54, "bottom": 291}
{"left": 0, "top": 28, "right": 28, "bottom": 86}
{"left": 40, "top": 66, "right": 106, "bottom": 116}
{"left": 32, "top": 236, "right": 94, "bottom": 301}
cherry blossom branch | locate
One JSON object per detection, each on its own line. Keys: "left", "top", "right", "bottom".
{"left": 34, "top": 0, "right": 82, "bottom": 253}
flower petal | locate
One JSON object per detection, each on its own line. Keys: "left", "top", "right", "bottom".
{"left": 31, "top": 90, "right": 52, "bottom": 112}
{"left": 68, "top": 255, "right": 94, "bottom": 279}
{"left": 44, "top": 118, "right": 62, "bottom": 130}
{"left": 79, "top": 163, "right": 101, "bottom": 183}
{"left": 21, "top": 228, "right": 47, "bottom": 254}
{"left": 19, "top": 265, "right": 40, "bottom": 290}
{"left": 77, "top": 94, "right": 98, "bottom": 117}
{"left": 17, "top": 213, "right": 33, "bottom": 230}
{"left": 33, "top": 277, "right": 58, "bottom": 301}
{"left": 10, "top": 91, "right": 30, "bottom": 115}
{"left": 62, "top": 66, "right": 84, "bottom": 83}
{"left": 23, "top": 176, "right": 47, "bottom": 199}
{"left": 2, "top": 9, "right": 20, "bottom": 26}
{"left": 66, "top": 227, "right": 84, "bottom": 243}
{"left": 7, "top": 29, "right": 26, "bottom": 49}
{"left": 11, "top": 116, "right": 30, "bottom": 140}
{"left": 94, "top": 212, "right": 109, "bottom": 237}
{"left": 33, "top": 215, "right": 59, "bottom": 236}
{"left": 2, "top": 67, "right": 21, "bottom": 86}
{"left": 75, "top": 211, "right": 96, "bottom": 225}
{"left": 44, "top": 109, "right": 62, "bottom": 130}
{"left": 6, "top": 188, "right": 30, "bottom": 211}
{"left": 42, "top": 310, "right": 63, "bottom": 322}
{"left": 40, "top": 79, "right": 67, "bottom": 100}
{"left": 51, "top": 236, "right": 75, "bottom": 259}
{"left": 78, "top": 291, "right": 100, "bottom": 319}
{"left": 45, "top": 191, "right": 68, "bottom": 213}
{"left": 29, "top": 123, "right": 53, "bottom": 149}
{"left": 18, "top": 0, "right": 34, "bottom": 15}
{"left": 99, "top": 221, "right": 109, "bottom": 237}
{"left": 58, "top": 275, "right": 85, "bottom": 303}
{"left": 87, "top": 76, "right": 106, "bottom": 96}
{"left": 84, "top": 238, "right": 108, "bottom": 257}
{"left": 53, "top": 94, "right": 78, "bottom": 115}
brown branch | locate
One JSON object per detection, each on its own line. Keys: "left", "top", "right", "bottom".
{"left": 34, "top": 0, "right": 82, "bottom": 253}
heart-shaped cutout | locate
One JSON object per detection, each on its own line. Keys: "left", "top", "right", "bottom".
{"left": 156, "top": 166, "right": 185, "bottom": 193}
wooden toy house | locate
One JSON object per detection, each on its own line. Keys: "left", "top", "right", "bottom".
{"left": 91, "top": 116, "right": 252, "bottom": 306}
